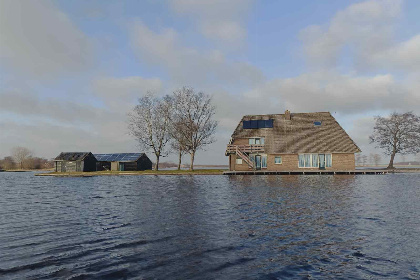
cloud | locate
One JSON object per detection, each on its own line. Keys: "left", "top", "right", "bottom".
{"left": 0, "top": 90, "right": 107, "bottom": 125}
{"left": 129, "top": 20, "right": 264, "bottom": 86}
{"left": 299, "top": 0, "right": 412, "bottom": 71}
{"left": 0, "top": 0, "right": 93, "bottom": 78}
{"left": 243, "top": 71, "right": 420, "bottom": 115}
{"left": 370, "top": 34, "right": 420, "bottom": 71}
{"left": 169, "top": 0, "right": 252, "bottom": 45}
{"left": 0, "top": 121, "right": 137, "bottom": 159}
{"left": 92, "top": 76, "right": 163, "bottom": 111}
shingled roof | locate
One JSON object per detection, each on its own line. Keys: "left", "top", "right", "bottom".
{"left": 54, "top": 152, "right": 93, "bottom": 161}
{"left": 230, "top": 112, "right": 361, "bottom": 154}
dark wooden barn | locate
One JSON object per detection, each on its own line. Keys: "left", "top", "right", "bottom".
{"left": 94, "top": 153, "right": 152, "bottom": 171}
{"left": 54, "top": 152, "right": 97, "bottom": 172}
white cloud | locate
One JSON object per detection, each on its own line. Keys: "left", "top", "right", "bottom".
{"left": 169, "top": 0, "right": 252, "bottom": 45}
{"left": 371, "top": 34, "right": 420, "bottom": 71}
{"left": 0, "top": 0, "right": 93, "bottom": 78}
{"left": 92, "top": 76, "right": 163, "bottom": 111}
{"left": 129, "top": 20, "right": 264, "bottom": 86}
{"left": 242, "top": 71, "right": 420, "bottom": 115}
{"left": 299, "top": 0, "right": 413, "bottom": 71}
{"left": 0, "top": 90, "right": 107, "bottom": 125}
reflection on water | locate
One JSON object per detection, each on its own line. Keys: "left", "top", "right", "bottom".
{"left": 0, "top": 172, "right": 419, "bottom": 279}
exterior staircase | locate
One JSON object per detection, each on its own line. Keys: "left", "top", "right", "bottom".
{"left": 226, "top": 144, "right": 265, "bottom": 169}
{"left": 235, "top": 146, "right": 254, "bottom": 169}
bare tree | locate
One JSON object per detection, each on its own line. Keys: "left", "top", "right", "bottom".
{"left": 170, "top": 139, "right": 188, "bottom": 170}
{"left": 0, "top": 157, "right": 15, "bottom": 170}
{"left": 11, "top": 147, "right": 33, "bottom": 169}
{"left": 168, "top": 117, "right": 189, "bottom": 170}
{"left": 355, "top": 153, "right": 362, "bottom": 166}
{"left": 127, "top": 93, "right": 172, "bottom": 171}
{"left": 372, "top": 154, "right": 382, "bottom": 166}
{"left": 369, "top": 153, "right": 374, "bottom": 166}
{"left": 362, "top": 155, "right": 368, "bottom": 166}
{"left": 370, "top": 112, "right": 420, "bottom": 169}
{"left": 171, "top": 87, "right": 218, "bottom": 170}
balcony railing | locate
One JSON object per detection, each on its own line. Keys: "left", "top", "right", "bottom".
{"left": 226, "top": 144, "right": 265, "bottom": 154}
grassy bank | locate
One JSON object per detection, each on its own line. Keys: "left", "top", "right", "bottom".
{"left": 35, "top": 169, "right": 226, "bottom": 177}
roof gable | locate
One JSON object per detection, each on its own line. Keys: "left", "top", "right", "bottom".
{"left": 231, "top": 112, "right": 361, "bottom": 154}
{"left": 54, "top": 152, "right": 92, "bottom": 161}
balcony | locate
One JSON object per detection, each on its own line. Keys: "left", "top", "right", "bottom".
{"left": 226, "top": 144, "right": 265, "bottom": 155}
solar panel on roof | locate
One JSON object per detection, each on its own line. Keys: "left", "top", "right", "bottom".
{"left": 243, "top": 119, "right": 274, "bottom": 129}
{"left": 94, "top": 153, "right": 142, "bottom": 162}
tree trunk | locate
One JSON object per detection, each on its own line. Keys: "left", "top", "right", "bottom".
{"left": 177, "top": 148, "right": 182, "bottom": 170}
{"left": 155, "top": 155, "right": 160, "bottom": 171}
{"left": 387, "top": 152, "right": 396, "bottom": 169}
{"left": 190, "top": 151, "right": 195, "bottom": 171}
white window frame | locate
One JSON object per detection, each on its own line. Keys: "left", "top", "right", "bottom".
{"left": 298, "top": 153, "right": 332, "bottom": 168}
{"left": 236, "top": 158, "right": 243, "bottom": 165}
{"left": 274, "top": 156, "right": 282, "bottom": 164}
{"left": 248, "top": 137, "right": 265, "bottom": 145}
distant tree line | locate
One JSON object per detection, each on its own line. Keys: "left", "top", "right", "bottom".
{"left": 128, "top": 87, "right": 218, "bottom": 171}
{"left": 355, "top": 153, "right": 382, "bottom": 167}
{"left": 0, "top": 147, "right": 54, "bottom": 170}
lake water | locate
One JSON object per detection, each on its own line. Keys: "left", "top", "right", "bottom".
{"left": 0, "top": 172, "right": 419, "bottom": 279}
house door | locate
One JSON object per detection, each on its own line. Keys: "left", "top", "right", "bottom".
{"left": 319, "top": 154, "right": 325, "bottom": 169}
{"left": 255, "top": 155, "right": 262, "bottom": 170}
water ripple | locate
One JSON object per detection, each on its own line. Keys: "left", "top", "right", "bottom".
{"left": 0, "top": 172, "right": 419, "bottom": 279}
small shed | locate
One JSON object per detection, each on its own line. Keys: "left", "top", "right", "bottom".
{"left": 54, "top": 152, "right": 97, "bottom": 172}
{"left": 94, "top": 153, "right": 152, "bottom": 171}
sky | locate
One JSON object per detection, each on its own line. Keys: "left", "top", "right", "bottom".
{"left": 1, "top": 0, "right": 420, "bottom": 164}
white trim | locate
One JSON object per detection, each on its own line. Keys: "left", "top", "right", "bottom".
{"left": 274, "top": 156, "right": 282, "bottom": 164}
{"left": 298, "top": 153, "right": 332, "bottom": 168}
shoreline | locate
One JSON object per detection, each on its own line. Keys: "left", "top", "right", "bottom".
{"left": 35, "top": 169, "right": 226, "bottom": 177}
{"left": 33, "top": 168, "right": 420, "bottom": 177}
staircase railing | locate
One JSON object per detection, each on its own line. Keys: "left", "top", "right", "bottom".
{"left": 235, "top": 146, "right": 253, "bottom": 168}
{"left": 226, "top": 144, "right": 265, "bottom": 169}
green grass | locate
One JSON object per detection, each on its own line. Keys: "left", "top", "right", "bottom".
{"left": 35, "top": 169, "right": 226, "bottom": 177}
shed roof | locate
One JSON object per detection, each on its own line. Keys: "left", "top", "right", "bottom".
{"left": 54, "top": 152, "right": 93, "bottom": 161}
{"left": 230, "top": 112, "right": 361, "bottom": 154}
{"left": 94, "top": 153, "right": 146, "bottom": 162}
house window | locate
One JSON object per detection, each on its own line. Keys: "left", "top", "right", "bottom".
{"left": 274, "top": 156, "right": 282, "bottom": 164}
{"left": 312, "top": 154, "right": 319, "bottom": 167}
{"left": 298, "top": 154, "right": 332, "bottom": 168}
{"left": 236, "top": 158, "right": 243, "bottom": 164}
{"left": 326, "top": 154, "right": 332, "bottom": 167}
{"left": 249, "top": 154, "right": 267, "bottom": 168}
{"left": 314, "top": 121, "right": 322, "bottom": 126}
{"left": 248, "top": 138, "right": 264, "bottom": 145}
{"left": 298, "top": 155, "right": 305, "bottom": 168}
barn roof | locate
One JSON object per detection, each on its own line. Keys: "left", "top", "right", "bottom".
{"left": 230, "top": 111, "right": 361, "bottom": 154}
{"left": 54, "top": 152, "right": 93, "bottom": 161}
{"left": 93, "top": 153, "right": 146, "bottom": 162}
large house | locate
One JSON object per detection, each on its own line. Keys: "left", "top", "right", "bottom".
{"left": 226, "top": 111, "right": 361, "bottom": 171}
